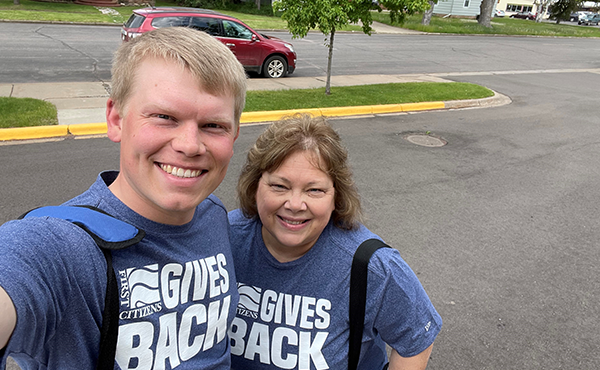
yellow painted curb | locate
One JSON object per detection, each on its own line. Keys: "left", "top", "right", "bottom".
{"left": 399, "top": 102, "right": 445, "bottom": 111}
{"left": 371, "top": 104, "right": 407, "bottom": 114}
{"left": 240, "top": 108, "right": 322, "bottom": 124}
{"left": 68, "top": 123, "right": 107, "bottom": 136}
{"left": 319, "top": 106, "right": 373, "bottom": 117}
{"left": 0, "top": 125, "right": 68, "bottom": 141}
{"left": 239, "top": 102, "right": 446, "bottom": 124}
{"left": 0, "top": 102, "right": 448, "bottom": 141}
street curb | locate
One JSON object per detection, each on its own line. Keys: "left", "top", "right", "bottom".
{"left": 0, "top": 92, "right": 510, "bottom": 142}
{"left": 240, "top": 101, "right": 446, "bottom": 124}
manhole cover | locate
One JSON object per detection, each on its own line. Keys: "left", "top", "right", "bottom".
{"left": 405, "top": 134, "right": 447, "bottom": 147}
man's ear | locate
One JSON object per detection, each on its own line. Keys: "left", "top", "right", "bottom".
{"left": 233, "top": 124, "right": 240, "bottom": 142}
{"left": 106, "top": 98, "right": 123, "bottom": 143}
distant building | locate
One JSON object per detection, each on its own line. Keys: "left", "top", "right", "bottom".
{"left": 432, "top": 0, "right": 575, "bottom": 19}
{"left": 432, "top": 0, "right": 484, "bottom": 18}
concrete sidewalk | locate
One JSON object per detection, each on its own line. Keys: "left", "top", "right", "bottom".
{"left": 0, "top": 73, "right": 511, "bottom": 141}
{"left": 1, "top": 73, "right": 455, "bottom": 125}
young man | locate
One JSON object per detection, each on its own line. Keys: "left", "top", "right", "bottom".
{"left": 0, "top": 27, "right": 247, "bottom": 369}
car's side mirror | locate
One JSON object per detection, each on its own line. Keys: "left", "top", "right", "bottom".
{"left": 251, "top": 34, "right": 258, "bottom": 42}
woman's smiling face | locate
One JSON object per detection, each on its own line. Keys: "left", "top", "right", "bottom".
{"left": 256, "top": 150, "right": 336, "bottom": 262}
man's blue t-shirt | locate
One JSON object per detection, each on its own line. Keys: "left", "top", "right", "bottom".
{"left": 0, "top": 171, "right": 238, "bottom": 370}
{"left": 227, "top": 209, "right": 442, "bottom": 370}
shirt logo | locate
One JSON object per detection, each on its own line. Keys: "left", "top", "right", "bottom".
{"left": 230, "top": 283, "right": 331, "bottom": 369}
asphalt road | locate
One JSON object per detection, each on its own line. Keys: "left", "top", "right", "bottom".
{"left": 2, "top": 22, "right": 600, "bottom": 83}
{"left": 2, "top": 69, "right": 600, "bottom": 368}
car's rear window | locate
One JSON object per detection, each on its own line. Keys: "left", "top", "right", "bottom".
{"left": 124, "top": 14, "right": 145, "bottom": 29}
{"left": 151, "top": 16, "right": 191, "bottom": 28}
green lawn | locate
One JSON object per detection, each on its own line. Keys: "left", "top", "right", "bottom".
{"left": 0, "top": 97, "right": 58, "bottom": 128}
{"left": 244, "top": 82, "right": 493, "bottom": 111}
{"left": 371, "top": 12, "right": 600, "bottom": 37}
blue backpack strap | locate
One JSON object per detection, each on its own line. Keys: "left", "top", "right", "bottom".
{"left": 20, "top": 205, "right": 145, "bottom": 250}
{"left": 19, "top": 205, "right": 145, "bottom": 370}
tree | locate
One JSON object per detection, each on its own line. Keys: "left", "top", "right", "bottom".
{"left": 274, "top": 0, "right": 430, "bottom": 95}
{"left": 549, "top": 0, "right": 581, "bottom": 23}
{"left": 421, "top": 0, "right": 436, "bottom": 25}
{"left": 534, "top": 0, "right": 553, "bottom": 22}
{"left": 14, "top": 0, "right": 19, "bottom": 5}
{"left": 477, "top": 0, "right": 495, "bottom": 27}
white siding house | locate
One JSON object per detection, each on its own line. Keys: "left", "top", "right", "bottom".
{"left": 433, "top": 0, "right": 484, "bottom": 17}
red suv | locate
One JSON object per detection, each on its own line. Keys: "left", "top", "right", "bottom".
{"left": 121, "top": 7, "right": 296, "bottom": 78}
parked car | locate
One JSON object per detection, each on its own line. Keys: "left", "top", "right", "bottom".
{"left": 570, "top": 11, "right": 591, "bottom": 22}
{"left": 494, "top": 9, "right": 506, "bottom": 17}
{"left": 509, "top": 11, "right": 536, "bottom": 20}
{"left": 578, "top": 13, "right": 600, "bottom": 25}
{"left": 121, "top": 7, "right": 297, "bottom": 78}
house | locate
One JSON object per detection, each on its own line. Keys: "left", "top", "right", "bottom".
{"left": 432, "top": 0, "right": 545, "bottom": 18}
{"left": 432, "top": 0, "right": 485, "bottom": 18}
{"left": 496, "top": 0, "right": 536, "bottom": 15}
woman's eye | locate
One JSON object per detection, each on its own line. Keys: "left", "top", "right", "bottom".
{"left": 271, "top": 184, "right": 287, "bottom": 190}
{"left": 308, "top": 188, "right": 328, "bottom": 197}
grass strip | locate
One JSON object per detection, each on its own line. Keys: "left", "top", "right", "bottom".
{"left": 0, "top": 97, "right": 58, "bottom": 128}
{"left": 244, "top": 82, "right": 494, "bottom": 112}
{"left": 371, "top": 12, "right": 600, "bottom": 37}
{"left": 1, "top": 83, "right": 492, "bottom": 128}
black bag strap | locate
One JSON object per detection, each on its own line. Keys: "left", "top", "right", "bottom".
{"left": 96, "top": 248, "right": 120, "bottom": 370}
{"left": 20, "top": 205, "right": 145, "bottom": 370}
{"left": 349, "top": 238, "right": 390, "bottom": 370}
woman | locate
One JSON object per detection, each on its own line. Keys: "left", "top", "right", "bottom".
{"left": 228, "top": 114, "right": 442, "bottom": 370}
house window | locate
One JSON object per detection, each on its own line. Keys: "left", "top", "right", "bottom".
{"left": 464, "top": 0, "right": 470, "bottom": 7}
{"left": 507, "top": 4, "right": 533, "bottom": 12}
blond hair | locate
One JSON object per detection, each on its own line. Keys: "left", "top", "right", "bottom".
{"left": 111, "top": 27, "right": 246, "bottom": 124}
{"left": 237, "top": 114, "right": 362, "bottom": 230}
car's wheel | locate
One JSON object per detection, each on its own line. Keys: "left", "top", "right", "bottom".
{"left": 263, "top": 55, "right": 287, "bottom": 78}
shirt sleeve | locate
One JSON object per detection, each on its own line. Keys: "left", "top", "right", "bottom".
{"left": 0, "top": 217, "right": 106, "bottom": 361}
{"left": 366, "top": 247, "right": 442, "bottom": 358}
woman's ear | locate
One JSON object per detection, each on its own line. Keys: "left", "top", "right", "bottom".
{"left": 106, "top": 98, "right": 123, "bottom": 143}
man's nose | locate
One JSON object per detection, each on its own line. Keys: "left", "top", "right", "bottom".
{"left": 172, "top": 123, "right": 207, "bottom": 156}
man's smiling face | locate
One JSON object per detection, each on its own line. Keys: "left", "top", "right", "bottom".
{"left": 106, "top": 56, "right": 238, "bottom": 225}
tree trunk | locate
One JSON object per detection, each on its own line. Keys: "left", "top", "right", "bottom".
{"left": 477, "top": 0, "right": 494, "bottom": 27}
{"left": 13, "top": 0, "right": 19, "bottom": 4}
{"left": 325, "top": 29, "right": 335, "bottom": 96}
{"left": 255, "top": 0, "right": 260, "bottom": 10}
{"left": 421, "top": 1, "right": 435, "bottom": 25}
{"left": 536, "top": 2, "right": 545, "bottom": 22}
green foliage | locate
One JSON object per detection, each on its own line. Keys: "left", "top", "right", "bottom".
{"left": 549, "top": 0, "right": 581, "bottom": 22}
{"left": 0, "top": 97, "right": 58, "bottom": 128}
{"left": 274, "top": 0, "right": 428, "bottom": 38}
{"left": 244, "top": 82, "right": 493, "bottom": 111}
{"left": 177, "top": 0, "right": 275, "bottom": 15}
